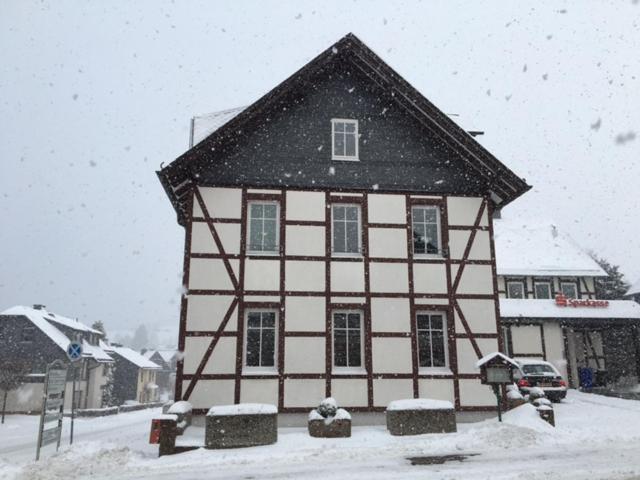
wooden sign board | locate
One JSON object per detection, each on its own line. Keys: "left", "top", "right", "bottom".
{"left": 36, "top": 360, "right": 68, "bottom": 460}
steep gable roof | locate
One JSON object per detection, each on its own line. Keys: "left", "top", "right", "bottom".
{"left": 159, "top": 33, "right": 530, "bottom": 225}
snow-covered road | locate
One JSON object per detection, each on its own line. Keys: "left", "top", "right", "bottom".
{"left": 2, "top": 391, "right": 640, "bottom": 480}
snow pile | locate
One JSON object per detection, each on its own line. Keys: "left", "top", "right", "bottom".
{"left": 387, "top": 398, "right": 454, "bottom": 411}
{"left": 500, "top": 403, "right": 555, "bottom": 433}
{"left": 207, "top": 403, "right": 277, "bottom": 416}
{"left": 167, "top": 401, "right": 192, "bottom": 415}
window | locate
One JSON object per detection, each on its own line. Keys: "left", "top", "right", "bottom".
{"left": 502, "top": 326, "right": 512, "bottom": 357}
{"left": 333, "top": 311, "right": 363, "bottom": 369}
{"left": 561, "top": 282, "right": 578, "bottom": 299}
{"left": 507, "top": 281, "right": 525, "bottom": 299}
{"left": 332, "top": 204, "right": 361, "bottom": 255}
{"left": 416, "top": 313, "right": 447, "bottom": 368}
{"left": 412, "top": 206, "right": 441, "bottom": 255}
{"left": 21, "top": 326, "right": 35, "bottom": 343}
{"left": 534, "top": 281, "right": 552, "bottom": 299}
{"left": 331, "top": 119, "right": 358, "bottom": 160}
{"left": 248, "top": 202, "right": 279, "bottom": 254}
{"left": 245, "top": 311, "right": 276, "bottom": 370}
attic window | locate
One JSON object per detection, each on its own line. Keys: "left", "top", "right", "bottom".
{"left": 331, "top": 119, "right": 358, "bottom": 161}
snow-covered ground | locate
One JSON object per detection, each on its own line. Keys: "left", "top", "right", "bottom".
{"left": 2, "top": 391, "right": 640, "bottom": 480}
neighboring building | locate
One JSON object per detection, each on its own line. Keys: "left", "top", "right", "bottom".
{"left": 625, "top": 280, "right": 640, "bottom": 304}
{"left": 157, "top": 34, "right": 530, "bottom": 415}
{"left": 110, "top": 346, "right": 161, "bottom": 404}
{"left": 495, "top": 219, "right": 640, "bottom": 388}
{"left": 0, "top": 305, "right": 113, "bottom": 412}
{"left": 142, "top": 349, "right": 178, "bottom": 400}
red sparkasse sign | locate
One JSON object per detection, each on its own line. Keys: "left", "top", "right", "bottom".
{"left": 555, "top": 293, "right": 609, "bottom": 308}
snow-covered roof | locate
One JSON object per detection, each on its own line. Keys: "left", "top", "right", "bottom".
{"left": 626, "top": 279, "right": 640, "bottom": 297}
{"left": 112, "top": 346, "right": 161, "bottom": 369}
{"left": 476, "top": 351, "right": 519, "bottom": 369}
{"left": 82, "top": 340, "right": 113, "bottom": 363}
{"left": 142, "top": 349, "right": 176, "bottom": 363}
{"left": 494, "top": 218, "right": 606, "bottom": 277}
{"left": 44, "top": 312, "right": 103, "bottom": 334}
{"left": 190, "top": 106, "right": 246, "bottom": 147}
{"left": 500, "top": 298, "right": 640, "bottom": 319}
{"left": 1, "top": 305, "right": 71, "bottom": 351}
{"left": 99, "top": 339, "right": 116, "bottom": 353}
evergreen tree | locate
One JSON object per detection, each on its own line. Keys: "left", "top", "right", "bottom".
{"left": 0, "top": 360, "right": 30, "bottom": 423}
{"left": 101, "top": 363, "right": 117, "bottom": 407}
{"left": 590, "top": 253, "right": 631, "bottom": 300}
{"left": 131, "top": 324, "right": 149, "bottom": 350}
{"left": 91, "top": 320, "right": 108, "bottom": 342}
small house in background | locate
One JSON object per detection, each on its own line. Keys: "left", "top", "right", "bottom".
{"left": 110, "top": 346, "right": 161, "bottom": 405}
{"left": 0, "top": 305, "right": 113, "bottom": 412}
{"left": 141, "top": 349, "right": 178, "bottom": 400}
{"left": 495, "top": 220, "right": 640, "bottom": 389}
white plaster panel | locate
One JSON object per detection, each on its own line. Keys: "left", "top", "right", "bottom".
{"left": 511, "top": 325, "right": 543, "bottom": 354}
{"left": 469, "top": 230, "right": 491, "bottom": 260}
{"left": 331, "top": 261, "right": 365, "bottom": 292}
{"left": 448, "top": 230, "right": 471, "bottom": 260}
{"left": 372, "top": 338, "right": 413, "bottom": 373}
{"left": 456, "top": 299, "right": 497, "bottom": 334}
{"left": 446, "top": 197, "right": 484, "bottom": 226}
{"left": 285, "top": 296, "right": 326, "bottom": 331}
{"left": 190, "top": 222, "right": 217, "bottom": 254}
{"left": 369, "top": 263, "right": 409, "bottom": 293}
{"left": 368, "top": 228, "right": 408, "bottom": 258}
{"left": 286, "top": 191, "right": 326, "bottom": 221}
{"left": 367, "top": 194, "right": 407, "bottom": 224}
{"left": 284, "top": 379, "right": 326, "bottom": 407}
{"left": 285, "top": 226, "right": 325, "bottom": 256}
{"left": 415, "top": 298, "right": 449, "bottom": 305}
{"left": 244, "top": 296, "right": 280, "bottom": 303}
{"left": 418, "top": 379, "right": 455, "bottom": 404}
{"left": 458, "top": 379, "right": 495, "bottom": 406}
{"left": 240, "top": 380, "right": 279, "bottom": 405}
{"left": 188, "top": 380, "right": 235, "bottom": 409}
{"left": 203, "top": 337, "right": 236, "bottom": 374}
{"left": 543, "top": 322, "right": 567, "bottom": 379}
{"left": 198, "top": 187, "right": 242, "bottom": 219}
{"left": 413, "top": 263, "right": 448, "bottom": 294}
{"left": 330, "top": 379, "right": 368, "bottom": 407}
{"left": 456, "top": 338, "right": 499, "bottom": 374}
{"left": 456, "top": 265, "right": 494, "bottom": 295}
{"left": 182, "top": 337, "right": 209, "bottom": 375}
{"left": 188, "top": 258, "right": 238, "bottom": 290}
{"left": 245, "top": 258, "right": 280, "bottom": 291}
{"left": 370, "top": 298, "right": 410, "bottom": 332}
{"left": 186, "top": 295, "right": 237, "bottom": 332}
{"left": 373, "top": 379, "right": 413, "bottom": 407}
{"left": 285, "top": 337, "right": 325, "bottom": 373}
{"left": 285, "top": 261, "right": 325, "bottom": 292}
{"left": 331, "top": 297, "right": 366, "bottom": 304}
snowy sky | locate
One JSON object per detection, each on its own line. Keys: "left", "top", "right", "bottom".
{"left": 1, "top": 0, "right": 639, "bottom": 347}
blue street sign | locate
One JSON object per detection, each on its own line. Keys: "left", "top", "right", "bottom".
{"left": 66, "top": 342, "right": 83, "bottom": 362}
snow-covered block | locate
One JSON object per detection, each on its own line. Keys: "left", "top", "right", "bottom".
{"left": 386, "top": 398, "right": 456, "bottom": 436}
{"left": 205, "top": 403, "right": 277, "bottom": 449}
{"left": 308, "top": 398, "right": 351, "bottom": 438}
{"left": 168, "top": 400, "right": 193, "bottom": 433}
{"left": 537, "top": 405, "right": 555, "bottom": 427}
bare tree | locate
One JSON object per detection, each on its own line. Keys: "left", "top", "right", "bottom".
{"left": 0, "top": 360, "right": 30, "bottom": 424}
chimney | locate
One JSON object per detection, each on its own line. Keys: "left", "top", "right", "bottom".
{"left": 33, "top": 304, "right": 46, "bottom": 310}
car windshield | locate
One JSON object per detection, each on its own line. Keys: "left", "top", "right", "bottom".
{"left": 522, "top": 364, "right": 556, "bottom": 375}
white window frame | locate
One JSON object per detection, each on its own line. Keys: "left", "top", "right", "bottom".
{"left": 243, "top": 309, "right": 278, "bottom": 374}
{"left": 331, "top": 310, "right": 365, "bottom": 374}
{"left": 415, "top": 311, "right": 450, "bottom": 373}
{"left": 331, "top": 118, "right": 359, "bottom": 161}
{"left": 247, "top": 201, "right": 280, "bottom": 255}
{"left": 331, "top": 204, "right": 362, "bottom": 257}
{"left": 507, "top": 280, "right": 526, "bottom": 299}
{"left": 561, "top": 281, "right": 578, "bottom": 299}
{"left": 534, "top": 281, "right": 552, "bottom": 299}
{"left": 411, "top": 205, "right": 443, "bottom": 257}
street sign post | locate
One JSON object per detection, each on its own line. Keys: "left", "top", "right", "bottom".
{"left": 36, "top": 360, "right": 68, "bottom": 461}
{"left": 66, "top": 341, "right": 83, "bottom": 445}
{"left": 476, "top": 352, "right": 518, "bottom": 423}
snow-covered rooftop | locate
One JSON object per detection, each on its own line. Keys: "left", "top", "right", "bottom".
{"left": 82, "top": 339, "right": 113, "bottom": 363}
{"left": 112, "top": 346, "right": 161, "bottom": 369}
{"left": 190, "top": 106, "right": 246, "bottom": 147}
{"left": 626, "top": 279, "right": 640, "bottom": 297}
{"left": 1, "top": 305, "right": 71, "bottom": 351}
{"left": 142, "top": 349, "right": 177, "bottom": 363}
{"left": 494, "top": 218, "right": 606, "bottom": 277}
{"left": 500, "top": 298, "right": 640, "bottom": 319}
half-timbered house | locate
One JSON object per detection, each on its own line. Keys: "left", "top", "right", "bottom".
{"left": 157, "top": 33, "right": 530, "bottom": 416}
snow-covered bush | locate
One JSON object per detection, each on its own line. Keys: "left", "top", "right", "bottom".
{"left": 308, "top": 398, "right": 351, "bottom": 437}
{"left": 527, "top": 387, "right": 546, "bottom": 402}
{"left": 317, "top": 397, "right": 338, "bottom": 418}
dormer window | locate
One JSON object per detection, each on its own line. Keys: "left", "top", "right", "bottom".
{"left": 331, "top": 119, "right": 358, "bottom": 161}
